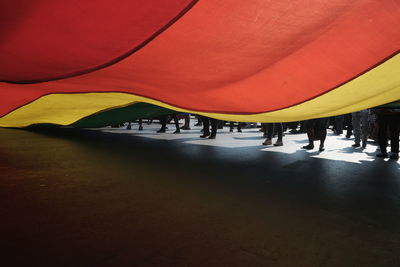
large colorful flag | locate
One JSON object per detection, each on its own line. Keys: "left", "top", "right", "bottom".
{"left": 0, "top": 0, "right": 399, "bottom": 127}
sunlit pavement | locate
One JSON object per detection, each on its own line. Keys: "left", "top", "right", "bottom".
{"left": 1, "top": 122, "right": 399, "bottom": 266}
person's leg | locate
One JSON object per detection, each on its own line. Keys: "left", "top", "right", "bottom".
{"left": 318, "top": 118, "right": 329, "bottom": 151}
{"left": 229, "top": 121, "right": 234, "bottom": 132}
{"left": 195, "top": 115, "right": 203, "bottom": 126}
{"left": 334, "top": 116, "right": 344, "bottom": 134}
{"left": 302, "top": 120, "right": 315, "bottom": 149}
{"left": 273, "top": 123, "right": 283, "bottom": 146}
{"left": 126, "top": 121, "right": 132, "bottom": 130}
{"left": 181, "top": 114, "right": 191, "bottom": 130}
{"left": 237, "top": 122, "right": 242, "bottom": 132}
{"left": 263, "top": 123, "right": 274, "bottom": 145}
{"left": 352, "top": 112, "right": 361, "bottom": 146}
{"left": 360, "top": 111, "right": 369, "bottom": 148}
{"left": 261, "top": 123, "right": 268, "bottom": 137}
{"left": 209, "top": 118, "right": 218, "bottom": 139}
{"left": 377, "top": 114, "right": 388, "bottom": 157}
{"left": 344, "top": 113, "right": 353, "bottom": 138}
{"left": 173, "top": 115, "right": 180, "bottom": 133}
{"left": 157, "top": 116, "right": 167, "bottom": 133}
{"left": 200, "top": 116, "right": 210, "bottom": 137}
{"left": 138, "top": 119, "right": 143, "bottom": 130}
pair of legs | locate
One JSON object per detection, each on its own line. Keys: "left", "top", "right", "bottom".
{"left": 126, "top": 119, "right": 143, "bottom": 130}
{"left": 352, "top": 110, "right": 369, "bottom": 148}
{"left": 262, "top": 123, "right": 283, "bottom": 146}
{"left": 181, "top": 114, "right": 191, "bottom": 130}
{"left": 200, "top": 116, "right": 218, "bottom": 139}
{"left": 302, "top": 118, "right": 329, "bottom": 152}
{"left": 229, "top": 122, "right": 243, "bottom": 132}
{"left": 158, "top": 115, "right": 180, "bottom": 133}
{"left": 377, "top": 113, "right": 400, "bottom": 159}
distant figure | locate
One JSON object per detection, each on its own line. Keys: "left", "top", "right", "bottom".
{"left": 126, "top": 119, "right": 143, "bottom": 131}
{"left": 229, "top": 121, "right": 243, "bottom": 132}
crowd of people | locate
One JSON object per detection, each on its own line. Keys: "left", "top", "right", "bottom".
{"left": 117, "top": 108, "right": 400, "bottom": 160}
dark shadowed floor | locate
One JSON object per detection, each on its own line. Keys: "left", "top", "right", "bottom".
{"left": 0, "top": 123, "right": 399, "bottom": 267}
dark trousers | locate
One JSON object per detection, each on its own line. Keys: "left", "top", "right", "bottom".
{"left": 202, "top": 116, "right": 218, "bottom": 136}
{"left": 334, "top": 115, "right": 344, "bottom": 134}
{"left": 160, "top": 115, "right": 179, "bottom": 131}
{"left": 378, "top": 113, "right": 400, "bottom": 153}
{"left": 229, "top": 122, "right": 243, "bottom": 131}
{"left": 267, "top": 123, "right": 283, "bottom": 140}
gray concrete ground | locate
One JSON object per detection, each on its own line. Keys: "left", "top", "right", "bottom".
{"left": 0, "top": 121, "right": 399, "bottom": 267}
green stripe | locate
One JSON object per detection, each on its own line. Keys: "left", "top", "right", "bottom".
{"left": 72, "top": 102, "right": 177, "bottom": 128}
{"left": 375, "top": 100, "right": 400, "bottom": 109}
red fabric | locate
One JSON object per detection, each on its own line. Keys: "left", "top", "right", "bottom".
{"left": 0, "top": 0, "right": 399, "bottom": 117}
{"left": 0, "top": 0, "right": 196, "bottom": 82}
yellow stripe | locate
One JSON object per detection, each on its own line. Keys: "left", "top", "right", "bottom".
{"left": 1, "top": 54, "right": 399, "bottom": 127}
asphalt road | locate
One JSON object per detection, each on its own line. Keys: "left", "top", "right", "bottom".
{"left": 1, "top": 123, "right": 399, "bottom": 266}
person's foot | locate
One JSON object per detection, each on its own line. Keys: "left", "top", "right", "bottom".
{"left": 346, "top": 135, "right": 351, "bottom": 138}
{"left": 208, "top": 134, "right": 216, "bottom": 139}
{"left": 302, "top": 144, "right": 314, "bottom": 150}
{"left": 319, "top": 146, "right": 325, "bottom": 152}
{"left": 173, "top": 130, "right": 180, "bottom": 134}
{"left": 376, "top": 152, "right": 388, "bottom": 158}
{"left": 352, "top": 143, "right": 360, "bottom": 148}
{"left": 262, "top": 139, "right": 272, "bottom": 145}
{"left": 138, "top": 126, "right": 143, "bottom": 131}
{"left": 274, "top": 140, "right": 283, "bottom": 146}
{"left": 157, "top": 128, "right": 166, "bottom": 133}
{"left": 181, "top": 126, "right": 191, "bottom": 130}
{"left": 194, "top": 123, "right": 202, "bottom": 126}
{"left": 361, "top": 141, "right": 367, "bottom": 149}
{"left": 126, "top": 125, "right": 131, "bottom": 130}
{"left": 200, "top": 133, "right": 210, "bottom": 138}
{"left": 229, "top": 128, "right": 233, "bottom": 132}
{"left": 390, "top": 153, "right": 399, "bottom": 160}
{"left": 238, "top": 129, "right": 242, "bottom": 133}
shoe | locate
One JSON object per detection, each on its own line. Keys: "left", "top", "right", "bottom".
{"left": 273, "top": 140, "right": 283, "bottom": 146}
{"left": 181, "top": 126, "right": 191, "bottom": 130}
{"left": 229, "top": 128, "right": 233, "bottom": 132}
{"left": 390, "top": 153, "right": 399, "bottom": 160}
{"left": 200, "top": 133, "right": 210, "bottom": 138}
{"left": 376, "top": 152, "right": 388, "bottom": 158}
{"left": 262, "top": 139, "right": 272, "bottom": 145}
{"left": 208, "top": 135, "right": 216, "bottom": 139}
{"left": 173, "top": 130, "right": 180, "bottom": 134}
{"left": 238, "top": 129, "right": 242, "bottom": 133}
{"left": 352, "top": 143, "right": 360, "bottom": 148}
{"left": 126, "top": 125, "right": 131, "bottom": 130}
{"left": 157, "top": 128, "right": 166, "bottom": 133}
{"left": 194, "top": 123, "right": 202, "bottom": 126}
{"left": 139, "top": 126, "right": 143, "bottom": 131}
{"left": 361, "top": 141, "right": 366, "bottom": 149}
{"left": 319, "top": 146, "right": 325, "bottom": 152}
{"left": 302, "top": 144, "right": 314, "bottom": 150}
